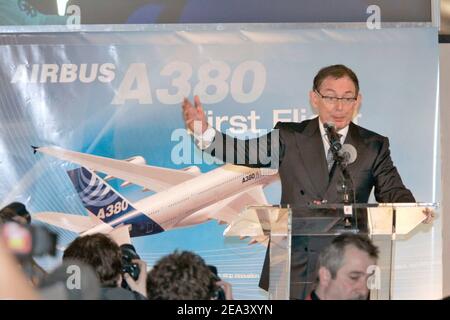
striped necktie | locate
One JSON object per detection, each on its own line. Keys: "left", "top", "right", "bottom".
{"left": 326, "top": 134, "right": 342, "bottom": 174}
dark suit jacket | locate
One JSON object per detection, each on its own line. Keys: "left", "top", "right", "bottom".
{"left": 204, "top": 117, "right": 415, "bottom": 296}
{"left": 206, "top": 117, "right": 414, "bottom": 204}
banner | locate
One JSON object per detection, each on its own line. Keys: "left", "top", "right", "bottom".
{"left": 0, "top": 24, "right": 439, "bottom": 299}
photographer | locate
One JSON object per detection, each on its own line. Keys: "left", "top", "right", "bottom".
{"left": 63, "top": 233, "right": 148, "bottom": 300}
{"left": 0, "top": 226, "right": 39, "bottom": 299}
{"left": 0, "top": 202, "right": 49, "bottom": 286}
{"left": 147, "top": 250, "right": 233, "bottom": 300}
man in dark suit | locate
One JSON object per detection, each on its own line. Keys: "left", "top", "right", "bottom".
{"left": 182, "top": 64, "right": 433, "bottom": 299}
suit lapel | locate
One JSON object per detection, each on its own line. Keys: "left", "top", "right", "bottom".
{"left": 343, "top": 122, "right": 367, "bottom": 176}
{"left": 294, "top": 118, "right": 329, "bottom": 197}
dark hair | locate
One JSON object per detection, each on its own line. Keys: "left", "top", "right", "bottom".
{"left": 0, "top": 202, "right": 31, "bottom": 224}
{"left": 147, "top": 250, "right": 217, "bottom": 300}
{"left": 318, "top": 233, "right": 379, "bottom": 279}
{"left": 0, "top": 208, "right": 18, "bottom": 224}
{"left": 313, "top": 64, "right": 359, "bottom": 94}
{"left": 63, "top": 233, "right": 122, "bottom": 287}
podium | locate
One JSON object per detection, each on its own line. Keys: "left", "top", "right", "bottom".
{"left": 224, "top": 203, "right": 436, "bottom": 300}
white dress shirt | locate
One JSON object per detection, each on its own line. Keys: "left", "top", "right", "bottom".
{"left": 318, "top": 118, "right": 349, "bottom": 158}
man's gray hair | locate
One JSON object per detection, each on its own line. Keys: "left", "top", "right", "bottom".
{"left": 318, "top": 233, "right": 379, "bottom": 279}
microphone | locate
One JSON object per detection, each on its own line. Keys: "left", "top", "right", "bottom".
{"left": 339, "top": 144, "right": 357, "bottom": 165}
{"left": 324, "top": 122, "right": 342, "bottom": 153}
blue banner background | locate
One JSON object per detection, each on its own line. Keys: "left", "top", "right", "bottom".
{"left": 0, "top": 25, "right": 439, "bottom": 299}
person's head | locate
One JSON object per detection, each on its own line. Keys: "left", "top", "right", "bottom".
{"left": 146, "top": 250, "right": 217, "bottom": 300}
{"left": 310, "top": 64, "right": 362, "bottom": 130}
{"left": 63, "top": 233, "right": 122, "bottom": 287}
{"left": 0, "top": 202, "right": 31, "bottom": 225}
{"left": 315, "top": 233, "right": 379, "bottom": 300}
{"left": 0, "top": 208, "right": 18, "bottom": 225}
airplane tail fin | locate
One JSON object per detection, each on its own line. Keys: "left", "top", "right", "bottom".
{"left": 67, "top": 167, "right": 136, "bottom": 224}
{"left": 67, "top": 166, "right": 164, "bottom": 237}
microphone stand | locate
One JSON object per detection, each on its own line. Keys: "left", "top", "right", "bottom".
{"left": 325, "top": 123, "right": 358, "bottom": 231}
{"left": 332, "top": 150, "right": 358, "bottom": 230}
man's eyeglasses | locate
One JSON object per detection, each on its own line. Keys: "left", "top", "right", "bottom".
{"left": 315, "top": 90, "right": 357, "bottom": 106}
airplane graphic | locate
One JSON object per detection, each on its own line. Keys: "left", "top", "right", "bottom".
{"left": 33, "top": 146, "right": 279, "bottom": 244}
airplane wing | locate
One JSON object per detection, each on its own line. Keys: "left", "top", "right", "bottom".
{"left": 35, "top": 212, "right": 132, "bottom": 246}
{"left": 108, "top": 224, "right": 132, "bottom": 246}
{"left": 33, "top": 212, "right": 101, "bottom": 233}
{"left": 35, "top": 146, "right": 200, "bottom": 192}
{"left": 198, "top": 185, "right": 270, "bottom": 245}
{"left": 212, "top": 185, "right": 269, "bottom": 225}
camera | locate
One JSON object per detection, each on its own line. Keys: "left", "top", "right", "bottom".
{"left": 0, "top": 222, "right": 58, "bottom": 257}
{"left": 208, "top": 265, "right": 226, "bottom": 300}
{"left": 120, "top": 244, "right": 141, "bottom": 288}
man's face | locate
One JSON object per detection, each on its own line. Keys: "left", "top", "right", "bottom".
{"left": 321, "top": 246, "right": 376, "bottom": 300}
{"left": 310, "top": 75, "right": 361, "bottom": 130}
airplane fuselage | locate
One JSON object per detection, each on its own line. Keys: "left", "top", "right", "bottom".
{"left": 82, "top": 164, "right": 278, "bottom": 236}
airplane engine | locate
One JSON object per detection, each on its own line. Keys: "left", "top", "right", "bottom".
{"left": 124, "top": 156, "right": 146, "bottom": 165}
{"left": 181, "top": 166, "right": 201, "bottom": 175}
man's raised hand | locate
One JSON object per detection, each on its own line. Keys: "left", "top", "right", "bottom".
{"left": 182, "top": 95, "right": 208, "bottom": 135}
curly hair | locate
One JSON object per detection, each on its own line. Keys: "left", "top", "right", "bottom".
{"left": 63, "top": 233, "right": 122, "bottom": 287}
{"left": 147, "top": 250, "right": 217, "bottom": 300}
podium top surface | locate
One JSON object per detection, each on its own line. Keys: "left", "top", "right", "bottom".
{"left": 223, "top": 202, "right": 437, "bottom": 238}
{"left": 248, "top": 202, "right": 438, "bottom": 210}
